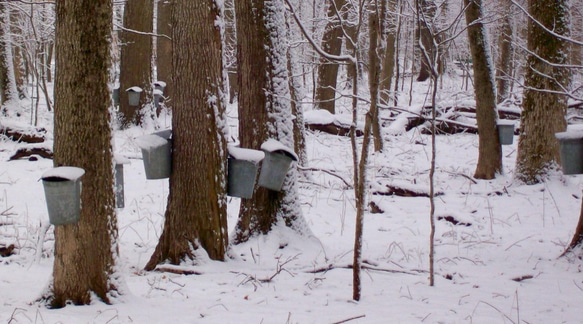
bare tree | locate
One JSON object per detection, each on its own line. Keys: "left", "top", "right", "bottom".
{"left": 515, "top": 0, "right": 570, "bottom": 184}
{"left": 495, "top": 0, "right": 514, "bottom": 103}
{"left": 233, "top": 0, "right": 310, "bottom": 244}
{"left": 145, "top": 0, "right": 229, "bottom": 269}
{"left": 47, "top": 0, "right": 121, "bottom": 307}
{"left": 315, "top": 0, "right": 347, "bottom": 114}
{"left": 156, "top": 0, "right": 172, "bottom": 95}
{"left": 464, "top": 0, "right": 502, "bottom": 179}
{"left": 118, "top": 0, "right": 153, "bottom": 127}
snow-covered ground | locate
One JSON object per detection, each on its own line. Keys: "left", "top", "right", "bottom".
{"left": 1, "top": 81, "right": 583, "bottom": 323}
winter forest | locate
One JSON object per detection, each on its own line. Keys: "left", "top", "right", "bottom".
{"left": 1, "top": 0, "right": 583, "bottom": 322}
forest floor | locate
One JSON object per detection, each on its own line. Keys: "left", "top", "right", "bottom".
{"left": 1, "top": 78, "right": 583, "bottom": 323}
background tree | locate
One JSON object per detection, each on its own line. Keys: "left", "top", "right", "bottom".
{"left": 315, "top": 0, "right": 347, "bottom": 114}
{"left": 379, "top": 0, "right": 398, "bottom": 106}
{"left": 495, "top": 0, "right": 514, "bottom": 103}
{"left": 156, "top": 0, "right": 172, "bottom": 97}
{"left": 118, "top": 0, "right": 153, "bottom": 127}
{"left": 233, "top": 0, "right": 310, "bottom": 244}
{"left": 47, "top": 0, "right": 120, "bottom": 307}
{"left": 464, "top": 0, "right": 502, "bottom": 179}
{"left": 515, "top": 0, "right": 570, "bottom": 184}
{"left": 145, "top": 0, "right": 228, "bottom": 269}
{"left": 0, "top": 3, "right": 15, "bottom": 108}
{"left": 415, "top": 0, "right": 438, "bottom": 82}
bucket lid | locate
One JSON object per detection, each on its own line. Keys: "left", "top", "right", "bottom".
{"left": 496, "top": 120, "right": 515, "bottom": 126}
{"left": 555, "top": 130, "right": 583, "bottom": 140}
{"left": 126, "top": 86, "right": 143, "bottom": 93}
{"left": 42, "top": 166, "right": 85, "bottom": 181}
{"left": 135, "top": 130, "right": 172, "bottom": 150}
{"left": 261, "top": 139, "right": 298, "bottom": 161}
{"left": 228, "top": 146, "right": 265, "bottom": 163}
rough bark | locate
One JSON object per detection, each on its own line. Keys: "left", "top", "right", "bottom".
{"left": 118, "top": 0, "right": 153, "bottom": 126}
{"left": 369, "top": 0, "right": 386, "bottom": 152}
{"left": 233, "top": 0, "right": 310, "bottom": 244}
{"left": 9, "top": 9, "right": 26, "bottom": 99}
{"left": 515, "top": 0, "right": 570, "bottom": 184}
{"left": 315, "top": 0, "right": 346, "bottom": 114}
{"left": 49, "top": 0, "right": 119, "bottom": 307}
{"left": 145, "top": 0, "right": 228, "bottom": 269}
{"left": 495, "top": 0, "right": 513, "bottom": 103}
{"left": 464, "top": 0, "right": 502, "bottom": 179}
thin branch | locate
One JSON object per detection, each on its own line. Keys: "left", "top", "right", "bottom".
{"left": 114, "top": 23, "right": 171, "bottom": 40}
{"left": 297, "top": 166, "right": 353, "bottom": 188}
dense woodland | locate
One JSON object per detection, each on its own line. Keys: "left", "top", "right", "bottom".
{"left": 0, "top": 0, "right": 583, "bottom": 317}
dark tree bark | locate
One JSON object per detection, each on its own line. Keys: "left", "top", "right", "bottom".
{"left": 369, "top": 0, "right": 387, "bottom": 153}
{"left": 415, "top": 0, "right": 438, "bottom": 82}
{"left": 145, "top": 0, "right": 228, "bottom": 269}
{"left": 233, "top": 0, "right": 310, "bottom": 244}
{"left": 379, "top": 0, "right": 398, "bottom": 106}
{"left": 515, "top": 0, "right": 570, "bottom": 184}
{"left": 495, "top": 0, "right": 513, "bottom": 104}
{"left": 9, "top": 8, "right": 25, "bottom": 99}
{"left": 315, "top": 0, "right": 346, "bottom": 114}
{"left": 0, "top": 3, "right": 13, "bottom": 107}
{"left": 118, "top": 0, "right": 153, "bottom": 127}
{"left": 156, "top": 0, "right": 172, "bottom": 97}
{"left": 464, "top": 0, "right": 502, "bottom": 179}
{"left": 49, "top": 0, "right": 120, "bottom": 307}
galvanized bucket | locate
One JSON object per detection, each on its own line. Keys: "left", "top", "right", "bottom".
{"left": 556, "top": 131, "right": 583, "bottom": 175}
{"left": 227, "top": 147, "right": 264, "bottom": 198}
{"left": 137, "top": 130, "right": 172, "bottom": 179}
{"left": 42, "top": 167, "right": 85, "bottom": 226}
{"left": 126, "top": 86, "right": 143, "bottom": 106}
{"left": 497, "top": 121, "right": 515, "bottom": 145}
{"left": 257, "top": 139, "right": 298, "bottom": 192}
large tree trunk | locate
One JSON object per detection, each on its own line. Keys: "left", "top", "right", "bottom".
{"left": 0, "top": 4, "right": 12, "bottom": 107}
{"left": 464, "top": 0, "right": 502, "bottom": 179}
{"left": 515, "top": 0, "right": 570, "bottom": 184}
{"left": 145, "top": 0, "right": 228, "bottom": 269}
{"left": 369, "top": 0, "right": 386, "bottom": 153}
{"left": 315, "top": 0, "right": 346, "bottom": 114}
{"left": 233, "top": 0, "right": 310, "bottom": 244}
{"left": 118, "top": 0, "right": 153, "bottom": 127}
{"left": 49, "top": 0, "right": 119, "bottom": 307}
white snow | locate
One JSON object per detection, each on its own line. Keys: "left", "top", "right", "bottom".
{"left": 41, "top": 166, "right": 85, "bottom": 181}
{"left": 260, "top": 138, "right": 299, "bottom": 161}
{"left": 227, "top": 145, "right": 265, "bottom": 163}
{"left": 125, "top": 86, "right": 143, "bottom": 93}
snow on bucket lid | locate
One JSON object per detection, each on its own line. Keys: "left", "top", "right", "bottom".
{"left": 42, "top": 166, "right": 85, "bottom": 181}
{"left": 153, "top": 81, "right": 166, "bottom": 88}
{"left": 228, "top": 146, "right": 265, "bottom": 163}
{"left": 555, "top": 130, "right": 583, "bottom": 140}
{"left": 260, "top": 139, "right": 298, "bottom": 161}
{"left": 126, "top": 86, "right": 143, "bottom": 93}
{"left": 135, "top": 130, "right": 172, "bottom": 150}
{"left": 497, "top": 120, "right": 515, "bottom": 126}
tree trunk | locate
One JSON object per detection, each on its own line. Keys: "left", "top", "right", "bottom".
{"left": 9, "top": 9, "right": 26, "bottom": 99}
{"left": 0, "top": 4, "right": 12, "bottom": 107}
{"left": 415, "top": 0, "right": 437, "bottom": 82}
{"left": 49, "top": 0, "right": 119, "bottom": 307}
{"left": 495, "top": 0, "right": 513, "bottom": 104}
{"left": 464, "top": 0, "right": 502, "bottom": 179}
{"left": 156, "top": 0, "right": 172, "bottom": 98}
{"left": 563, "top": 196, "right": 583, "bottom": 255}
{"left": 379, "top": 0, "right": 398, "bottom": 106}
{"left": 233, "top": 0, "right": 310, "bottom": 244}
{"left": 515, "top": 0, "right": 570, "bottom": 184}
{"left": 315, "top": 0, "right": 346, "bottom": 114}
{"left": 118, "top": 0, "right": 153, "bottom": 127}
{"left": 145, "top": 0, "right": 228, "bottom": 269}
{"left": 369, "top": 0, "right": 386, "bottom": 153}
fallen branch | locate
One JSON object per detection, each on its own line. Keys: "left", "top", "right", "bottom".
{"left": 306, "top": 121, "right": 363, "bottom": 137}
{"left": 153, "top": 265, "right": 203, "bottom": 276}
{"left": 0, "top": 125, "right": 46, "bottom": 143}
{"left": 0, "top": 244, "right": 15, "bottom": 257}
{"left": 373, "top": 183, "right": 444, "bottom": 197}
{"left": 9, "top": 147, "right": 53, "bottom": 160}
{"left": 331, "top": 315, "right": 366, "bottom": 324}
{"left": 305, "top": 262, "right": 424, "bottom": 276}
{"left": 297, "top": 166, "right": 353, "bottom": 188}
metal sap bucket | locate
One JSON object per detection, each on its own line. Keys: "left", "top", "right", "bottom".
{"left": 136, "top": 130, "right": 172, "bottom": 179}
{"left": 114, "top": 155, "right": 130, "bottom": 208}
{"left": 42, "top": 166, "right": 85, "bottom": 226}
{"left": 497, "top": 121, "right": 515, "bottom": 145}
{"left": 126, "top": 86, "right": 143, "bottom": 106}
{"left": 227, "top": 146, "right": 265, "bottom": 198}
{"left": 257, "top": 139, "right": 298, "bottom": 191}
{"left": 556, "top": 131, "right": 583, "bottom": 175}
